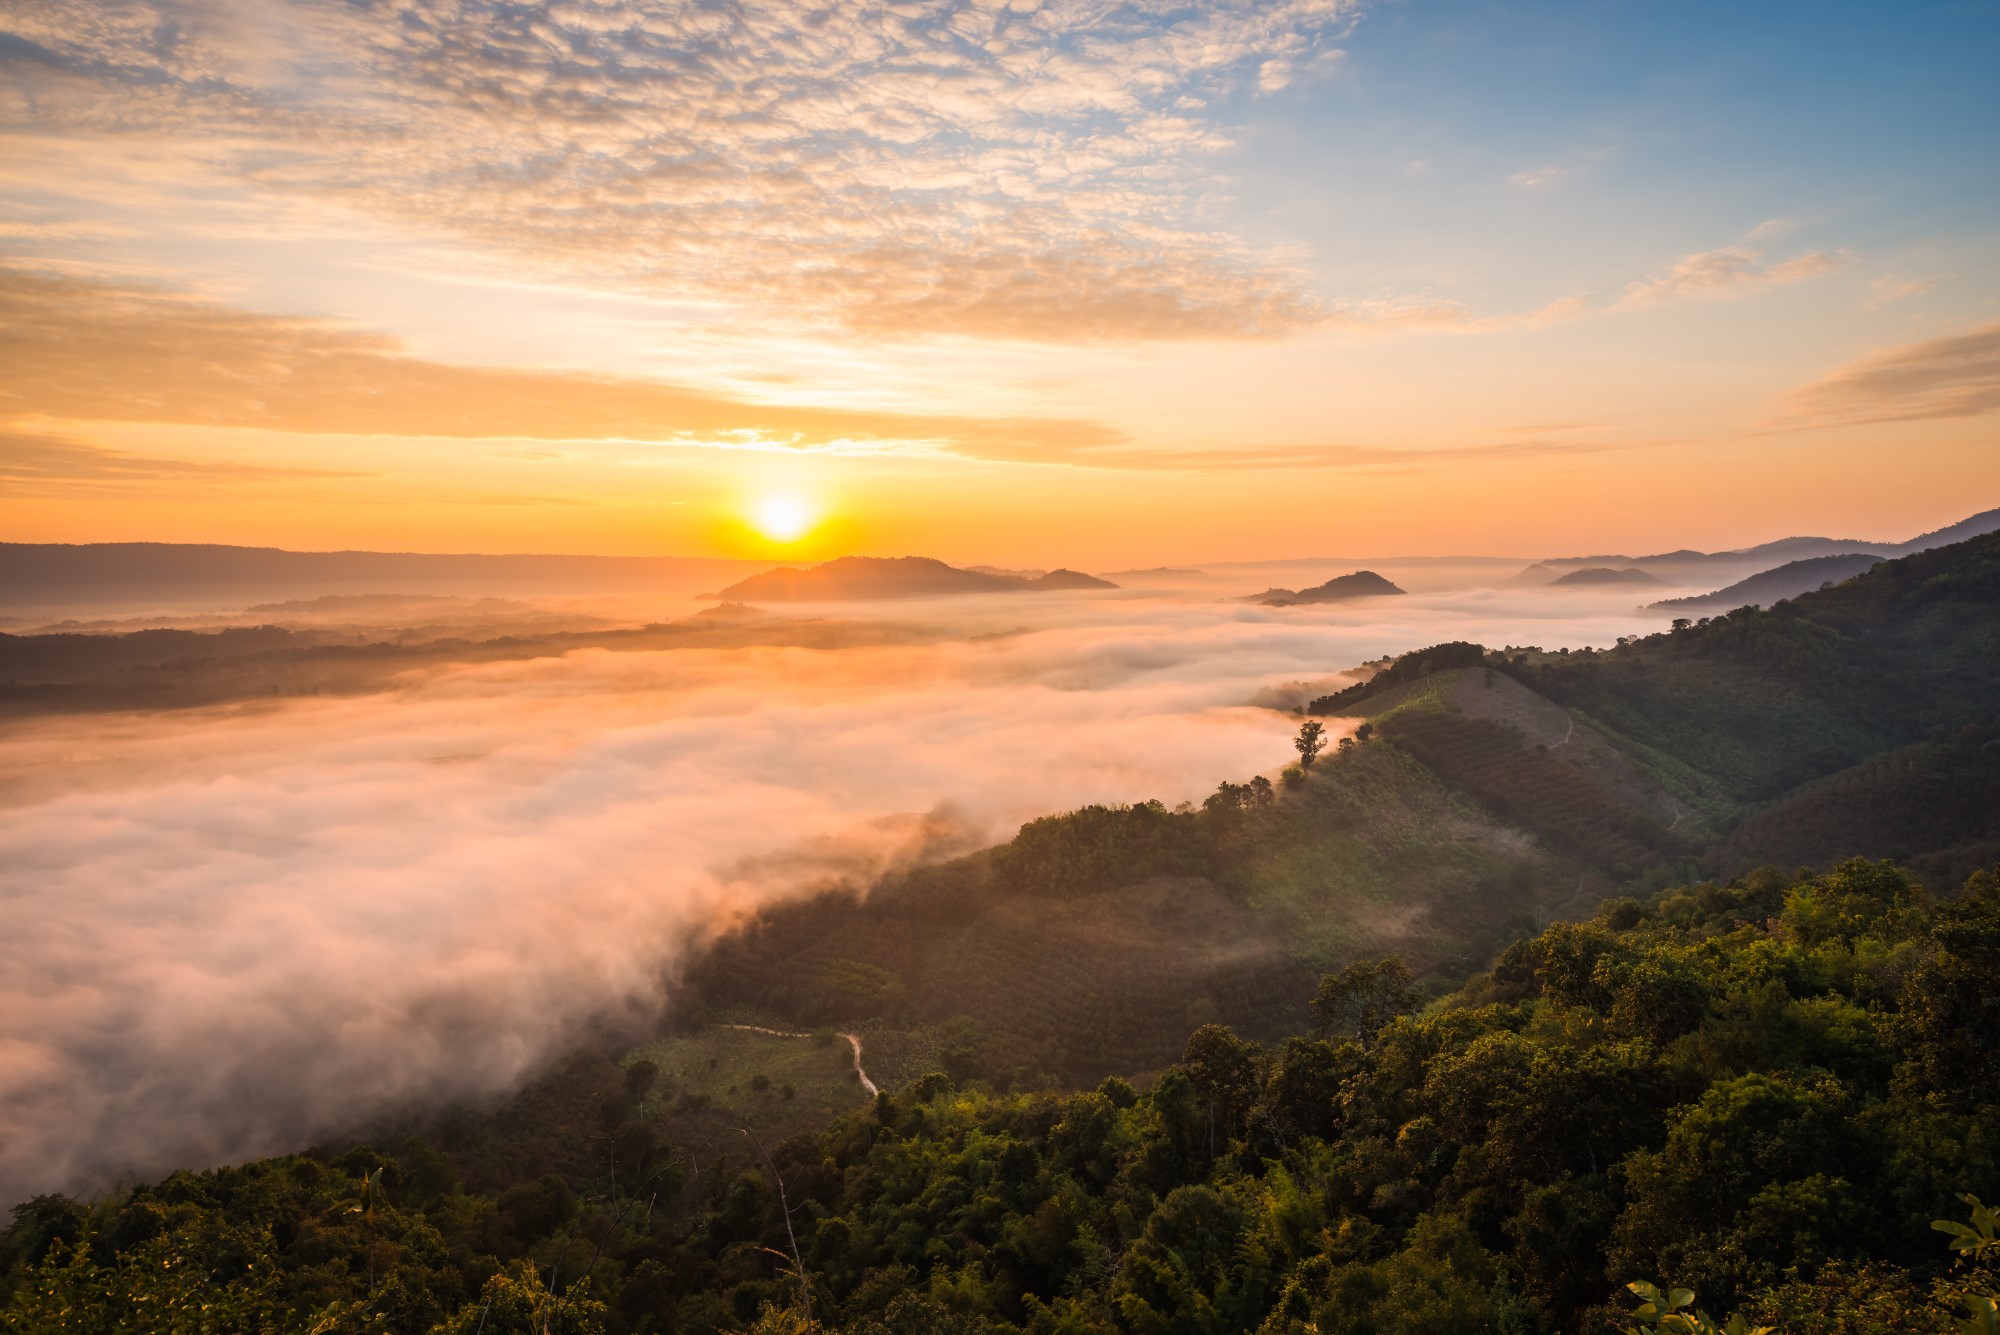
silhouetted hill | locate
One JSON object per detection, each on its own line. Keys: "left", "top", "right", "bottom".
{"left": 1026, "top": 568, "right": 1119, "bottom": 590}
{"left": 1540, "top": 503, "right": 2000, "bottom": 575}
{"left": 1257, "top": 570, "right": 1406, "bottom": 605}
{"left": 0, "top": 541, "right": 758, "bottom": 607}
{"left": 1548, "top": 566, "right": 1668, "bottom": 587}
{"left": 710, "top": 555, "right": 1113, "bottom": 601}
{"left": 0, "top": 617, "right": 929, "bottom": 715}
{"left": 1651, "top": 552, "right": 1882, "bottom": 613}
{"left": 1890, "top": 504, "right": 2000, "bottom": 554}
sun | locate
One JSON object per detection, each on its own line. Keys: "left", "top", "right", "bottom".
{"left": 750, "top": 494, "right": 816, "bottom": 543}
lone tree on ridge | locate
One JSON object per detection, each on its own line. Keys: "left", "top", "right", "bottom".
{"left": 1294, "top": 719, "right": 1327, "bottom": 768}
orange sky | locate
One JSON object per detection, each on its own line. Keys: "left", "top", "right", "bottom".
{"left": 3, "top": 0, "right": 1996, "bottom": 564}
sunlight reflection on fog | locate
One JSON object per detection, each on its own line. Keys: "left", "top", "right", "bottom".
{"left": 0, "top": 581, "right": 1683, "bottom": 1203}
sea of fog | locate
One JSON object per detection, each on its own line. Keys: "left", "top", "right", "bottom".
{"left": 0, "top": 580, "right": 1699, "bottom": 1203}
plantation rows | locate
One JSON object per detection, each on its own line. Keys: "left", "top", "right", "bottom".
{"left": 920, "top": 906, "right": 1305, "bottom": 1080}
{"left": 1380, "top": 709, "right": 1666, "bottom": 872}
{"left": 1714, "top": 738, "right": 2000, "bottom": 879}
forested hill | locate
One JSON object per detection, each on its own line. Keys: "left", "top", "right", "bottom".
{"left": 4, "top": 532, "right": 1998, "bottom": 1334}
{"left": 1509, "top": 526, "right": 2000, "bottom": 883}
{"left": 7, "top": 863, "right": 1999, "bottom": 1333}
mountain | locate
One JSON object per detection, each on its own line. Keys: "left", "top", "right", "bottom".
{"left": 1026, "top": 568, "right": 1119, "bottom": 590}
{"left": 0, "top": 541, "right": 758, "bottom": 607}
{"left": 1890, "top": 504, "right": 2000, "bottom": 554}
{"left": 1256, "top": 570, "right": 1406, "bottom": 605}
{"left": 1502, "top": 562, "right": 1564, "bottom": 586}
{"left": 1104, "top": 566, "right": 1207, "bottom": 579}
{"left": 710, "top": 556, "right": 1116, "bottom": 601}
{"left": 1650, "top": 552, "right": 1883, "bottom": 613}
{"left": 1547, "top": 565, "right": 1668, "bottom": 587}
{"left": 1539, "top": 503, "right": 2000, "bottom": 576}
{"left": 709, "top": 555, "right": 1015, "bottom": 600}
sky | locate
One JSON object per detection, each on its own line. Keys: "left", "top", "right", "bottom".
{"left": 3, "top": 0, "right": 1997, "bottom": 564}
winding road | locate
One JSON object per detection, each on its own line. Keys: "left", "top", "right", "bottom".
{"left": 1553, "top": 709, "right": 1575, "bottom": 748}
{"left": 721, "top": 1024, "right": 878, "bottom": 1097}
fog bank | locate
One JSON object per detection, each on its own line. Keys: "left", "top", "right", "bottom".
{"left": 0, "top": 588, "right": 1674, "bottom": 1203}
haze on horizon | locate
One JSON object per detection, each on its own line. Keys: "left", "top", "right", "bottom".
{"left": 3, "top": 0, "right": 1996, "bottom": 566}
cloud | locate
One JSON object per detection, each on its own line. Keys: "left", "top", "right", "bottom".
{"left": 0, "top": 429, "right": 370, "bottom": 495}
{"left": 0, "top": 584, "right": 1690, "bottom": 1204}
{"left": 1780, "top": 320, "right": 2000, "bottom": 427}
{"left": 1616, "top": 236, "right": 1846, "bottom": 308}
{"left": 0, "top": 267, "right": 1125, "bottom": 458}
{"left": 0, "top": 268, "right": 1640, "bottom": 475}
{"left": 1509, "top": 146, "right": 1612, "bottom": 189}
{"left": 1509, "top": 164, "right": 1570, "bottom": 189}
{"left": 0, "top": 0, "right": 1364, "bottom": 341}
{"left": 1865, "top": 275, "right": 1933, "bottom": 309}
{"left": 943, "top": 432, "right": 1661, "bottom": 472}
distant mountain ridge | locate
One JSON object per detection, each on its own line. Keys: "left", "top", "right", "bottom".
{"left": 1651, "top": 552, "right": 1884, "bottom": 613}
{"left": 1256, "top": 570, "right": 1406, "bottom": 605}
{"left": 1540, "top": 505, "right": 2000, "bottom": 571}
{"left": 0, "top": 541, "right": 761, "bottom": 607}
{"left": 1548, "top": 566, "right": 1667, "bottom": 588}
{"left": 709, "top": 556, "right": 1117, "bottom": 601}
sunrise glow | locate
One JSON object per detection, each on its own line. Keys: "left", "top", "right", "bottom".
{"left": 750, "top": 495, "right": 816, "bottom": 544}
{"left": 0, "top": 2, "right": 1990, "bottom": 561}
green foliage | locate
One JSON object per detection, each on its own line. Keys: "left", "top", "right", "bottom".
{"left": 1516, "top": 530, "right": 2000, "bottom": 806}
{"left": 1309, "top": 956, "right": 1417, "bottom": 1043}
{"left": 991, "top": 801, "right": 1212, "bottom": 896}
{"left": 1935, "top": 1194, "right": 2000, "bottom": 1259}
{"left": 431, "top": 1262, "right": 606, "bottom": 1335}
{"left": 1378, "top": 709, "right": 1671, "bottom": 872}
{"left": 1620, "top": 1280, "right": 1772, "bottom": 1335}
{"left": 1305, "top": 643, "right": 1491, "bottom": 716}
{"left": 1293, "top": 721, "right": 1326, "bottom": 769}
{"left": 13, "top": 860, "right": 2000, "bottom": 1335}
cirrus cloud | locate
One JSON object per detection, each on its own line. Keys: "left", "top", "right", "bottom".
{"left": 0, "top": 267, "right": 1657, "bottom": 475}
{"left": 0, "top": 0, "right": 1361, "bottom": 341}
{"left": 1614, "top": 228, "right": 1846, "bottom": 309}
{"left": 1780, "top": 320, "right": 2000, "bottom": 427}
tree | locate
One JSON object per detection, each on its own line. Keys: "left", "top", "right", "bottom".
{"left": 1295, "top": 720, "right": 1327, "bottom": 769}
{"left": 431, "top": 1262, "right": 606, "bottom": 1335}
{"left": 1620, "top": 1280, "right": 1773, "bottom": 1335}
{"left": 1311, "top": 956, "right": 1417, "bottom": 1043}
{"left": 624, "top": 1059, "right": 660, "bottom": 1104}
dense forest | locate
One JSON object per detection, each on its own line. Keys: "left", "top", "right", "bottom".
{"left": 7, "top": 862, "right": 2000, "bottom": 1333}
{"left": 5, "top": 531, "right": 1999, "bottom": 1333}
